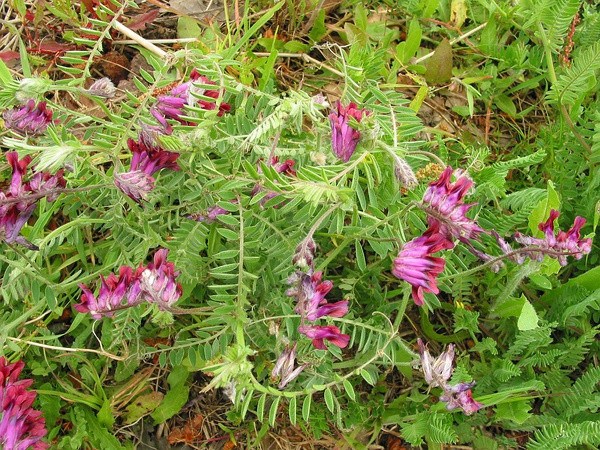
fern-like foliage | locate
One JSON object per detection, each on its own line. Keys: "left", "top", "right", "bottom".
{"left": 546, "top": 43, "right": 600, "bottom": 105}
{"left": 528, "top": 421, "right": 600, "bottom": 450}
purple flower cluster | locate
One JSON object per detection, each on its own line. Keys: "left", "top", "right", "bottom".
{"left": 393, "top": 167, "right": 593, "bottom": 304}
{"left": 150, "top": 69, "right": 231, "bottom": 130}
{"left": 509, "top": 209, "right": 592, "bottom": 266}
{"left": 75, "top": 249, "right": 182, "bottom": 319}
{"left": 422, "top": 167, "right": 483, "bottom": 244}
{"left": 417, "top": 339, "right": 483, "bottom": 416}
{"left": 0, "top": 152, "right": 66, "bottom": 249}
{"left": 0, "top": 358, "right": 48, "bottom": 450}
{"left": 114, "top": 135, "right": 180, "bottom": 203}
{"left": 3, "top": 100, "right": 53, "bottom": 136}
{"left": 392, "top": 222, "right": 454, "bottom": 306}
{"left": 287, "top": 270, "right": 350, "bottom": 350}
{"left": 329, "top": 101, "right": 369, "bottom": 162}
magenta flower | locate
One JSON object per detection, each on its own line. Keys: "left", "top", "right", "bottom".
{"left": 271, "top": 343, "right": 306, "bottom": 389}
{"left": 0, "top": 358, "right": 48, "bottom": 450}
{"left": 422, "top": 167, "right": 484, "bottom": 244}
{"left": 440, "top": 382, "right": 484, "bottom": 415}
{"left": 75, "top": 249, "right": 182, "bottom": 318}
{"left": 287, "top": 271, "right": 349, "bottom": 322}
{"left": 137, "top": 249, "right": 182, "bottom": 308}
{"left": 329, "top": 101, "right": 368, "bottom": 162}
{"left": 513, "top": 209, "right": 592, "bottom": 266}
{"left": 3, "top": 100, "right": 53, "bottom": 136}
{"left": 75, "top": 266, "right": 143, "bottom": 319}
{"left": 150, "top": 69, "right": 230, "bottom": 128}
{"left": 298, "top": 325, "right": 350, "bottom": 350}
{"left": 0, "top": 152, "right": 66, "bottom": 248}
{"left": 114, "top": 137, "right": 180, "bottom": 202}
{"left": 286, "top": 270, "right": 350, "bottom": 349}
{"left": 392, "top": 223, "right": 454, "bottom": 306}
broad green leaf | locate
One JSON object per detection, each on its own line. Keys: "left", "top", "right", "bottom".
{"left": 517, "top": 299, "right": 539, "bottom": 331}
{"left": 424, "top": 39, "right": 452, "bottom": 84}
{"left": 151, "top": 365, "right": 190, "bottom": 424}
{"left": 177, "top": 16, "right": 201, "bottom": 40}
{"left": 495, "top": 399, "right": 532, "bottom": 424}
{"left": 125, "top": 392, "right": 163, "bottom": 424}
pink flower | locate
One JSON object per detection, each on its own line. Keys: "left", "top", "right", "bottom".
{"left": 75, "top": 266, "right": 142, "bottom": 319}
{"left": 440, "top": 382, "right": 484, "bottom": 415}
{"left": 3, "top": 100, "right": 53, "bottom": 136}
{"left": 0, "top": 358, "right": 48, "bottom": 450}
{"left": 137, "top": 249, "right": 182, "bottom": 308}
{"left": 422, "top": 167, "right": 484, "bottom": 244}
{"left": 329, "top": 101, "right": 368, "bottom": 162}
{"left": 150, "top": 69, "right": 230, "bottom": 128}
{"left": 298, "top": 325, "right": 350, "bottom": 350}
{"left": 114, "top": 137, "right": 180, "bottom": 202}
{"left": 513, "top": 209, "right": 592, "bottom": 266}
{"left": 392, "top": 223, "right": 454, "bottom": 306}
{"left": 75, "top": 249, "right": 182, "bottom": 318}
{"left": 287, "top": 271, "right": 348, "bottom": 322}
{"left": 0, "top": 152, "right": 66, "bottom": 248}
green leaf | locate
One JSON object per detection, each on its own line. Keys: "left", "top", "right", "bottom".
{"left": 517, "top": 299, "right": 539, "bottom": 331}
{"left": 288, "top": 396, "right": 297, "bottom": 425}
{"left": 308, "top": 10, "right": 327, "bottom": 42}
{"left": 355, "top": 240, "right": 366, "bottom": 271}
{"left": 424, "top": 39, "right": 453, "bottom": 84}
{"left": 268, "top": 397, "right": 281, "bottom": 427}
{"left": 495, "top": 399, "right": 532, "bottom": 425}
{"left": 124, "top": 392, "right": 163, "bottom": 424}
{"left": 0, "top": 59, "right": 13, "bottom": 86}
{"left": 177, "top": 16, "right": 201, "bottom": 39}
{"left": 529, "top": 274, "right": 552, "bottom": 290}
{"left": 257, "top": 393, "right": 267, "bottom": 422}
{"left": 397, "top": 18, "right": 422, "bottom": 64}
{"left": 343, "top": 379, "right": 356, "bottom": 401}
{"left": 495, "top": 94, "right": 517, "bottom": 117}
{"left": 151, "top": 365, "right": 190, "bottom": 424}
{"left": 302, "top": 394, "right": 312, "bottom": 422}
{"left": 324, "top": 387, "right": 335, "bottom": 413}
